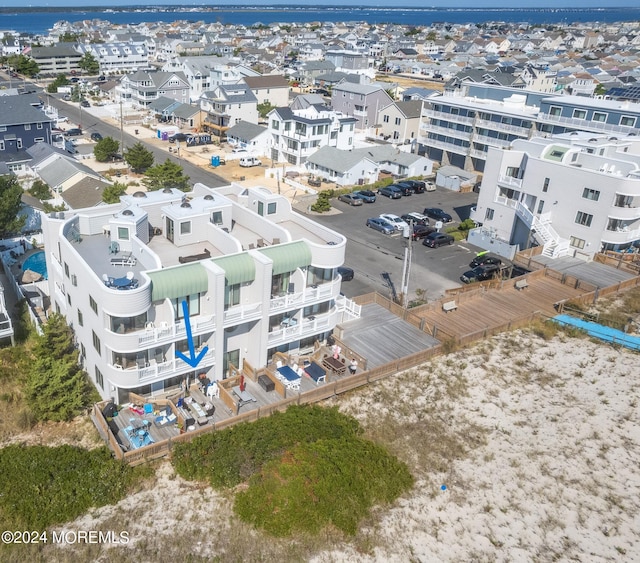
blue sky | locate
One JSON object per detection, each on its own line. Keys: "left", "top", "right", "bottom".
{"left": 3, "top": 1, "right": 640, "bottom": 7}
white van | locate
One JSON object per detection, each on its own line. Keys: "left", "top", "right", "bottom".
{"left": 239, "top": 156, "right": 262, "bottom": 167}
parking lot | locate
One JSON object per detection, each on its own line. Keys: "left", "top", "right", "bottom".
{"left": 311, "top": 187, "right": 483, "bottom": 302}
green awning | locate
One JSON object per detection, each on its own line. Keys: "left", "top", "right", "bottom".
{"left": 212, "top": 252, "right": 256, "bottom": 286}
{"left": 258, "top": 241, "right": 311, "bottom": 275}
{"left": 148, "top": 264, "right": 209, "bottom": 301}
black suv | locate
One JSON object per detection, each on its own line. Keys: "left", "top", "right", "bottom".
{"left": 469, "top": 253, "right": 502, "bottom": 269}
{"left": 460, "top": 264, "right": 501, "bottom": 284}
{"left": 397, "top": 180, "right": 426, "bottom": 194}
{"left": 423, "top": 207, "right": 453, "bottom": 222}
{"left": 390, "top": 183, "right": 412, "bottom": 196}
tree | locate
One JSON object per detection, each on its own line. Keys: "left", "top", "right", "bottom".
{"left": 124, "top": 142, "right": 154, "bottom": 173}
{"left": 142, "top": 159, "right": 190, "bottom": 192}
{"left": 25, "top": 313, "right": 97, "bottom": 422}
{"left": 0, "top": 175, "right": 26, "bottom": 237}
{"left": 93, "top": 137, "right": 120, "bottom": 162}
{"left": 28, "top": 179, "right": 51, "bottom": 200}
{"left": 7, "top": 54, "right": 39, "bottom": 78}
{"left": 594, "top": 84, "right": 607, "bottom": 97}
{"left": 102, "top": 181, "right": 128, "bottom": 204}
{"left": 47, "top": 73, "right": 70, "bottom": 93}
{"left": 257, "top": 101, "right": 275, "bottom": 119}
{"left": 58, "top": 32, "right": 80, "bottom": 43}
{"left": 78, "top": 52, "right": 99, "bottom": 75}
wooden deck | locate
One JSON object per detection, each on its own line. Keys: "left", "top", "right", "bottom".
{"left": 414, "top": 273, "right": 586, "bottom": 341}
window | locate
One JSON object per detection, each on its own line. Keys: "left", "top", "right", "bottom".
{"left": 16, "top": 139, "right": 22, "bottom": 149}
{"left": 64, "top": 262, "right": 69, "bottom": 277}
{"left": 67, "top": 293, "right": 72, "bottom": 306}
{"left": 90, "top": 296, "right": 97, "bottom": 314}
{"left": 0, "top": 141, "right": 5, "bottom": 151}
{"left": 78, "top": 309, "right": 83, "bottom": 326}
{"left": 575, "top": 211, "right": 593, "bottom": 227}
{"left": 582, "top": 188, "right": 600, "bottom": 201}
{"left": 92, "top": 331, "right": 101, "bottom": 355}
{"left": 211, "top": 211, "right": 222, "bottom": 225}
{"left": 620, "top": 115, "right": 636, "bottom": 127}
{"left": 271, "top": 119, "right": 279, "bottom": 130}
{"left": 537, "top": 200, "right": 545, "bottom": 214}
{"left": 224, "top": 282, "right": 240, "bottom": 309}
{"left": 485, "top": 208, "right": 494, "bottom": 221}
{"left": 95, "top": 367, "right": 104, "bottom": 390}
{"left": 117, "top": 227, "right": 129, "bottom": 240}
{"left": 36, "top": 123, "right": 43, "bottom": 129}
{"left": 383, "top": 115, "right": 389, "bottom": 123}
{"left": 257, "top": 201, "right": 264, "bottom": 216}
{"left": 572, "top": 109, "right": 587, "bottom": 120}
{"left": 570, "top": 236, "right": 586, "bottom": 249}
{"left": 173, "top": 293, "right": 200, "bottom": 319}
{"left": 549, "top": 106, "right": 562, "bottom": 117}
{"left": 542, "top": 177, "right": 549, "bottom": 192}
{"left": 24, "top": 124, "right": 31, "bottom": 130}
{"left": 395, "top": 117, "right": 401, "bottom": 126}
{"left": 180, "top": 221, "right": 191, "bottom": 235}
{"left": 592, "top": 111, "right": 607, "bottom": 123}
{"left": 267, "top": 202, "right": 276, "bottom": 215}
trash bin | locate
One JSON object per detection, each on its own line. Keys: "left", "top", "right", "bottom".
{"left": 211, "top": 156, "right": 220, "bottom": 167}
{"left": 134, "top": 129, "right": 139, "bottom": 135}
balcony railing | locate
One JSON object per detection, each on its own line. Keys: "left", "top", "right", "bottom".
{"left": 602, "top": 227, "right": 640, "bottom": 244}
{"left": 475, "top": 118, "right": 531, "bottom": 136}
{"left": 537, "top": 113, "right": 636, "bottom": 136}
{"left": 267, "top": 309, "right": 337, "bottom": 345}
{"left": 607, "top": 206, "right": 640, "bottom": 221}
{"left": 497, "top": 175, "right": 523, "bottom": 189}
{"left": 134, "top": 314, "right": 216, "bottom": 347}
{"left": 270, "top": 279, "right": 340, "bottom": 312}
{"left": 223, "top": 302, "right": 262, "bottom": 326}
{"left": 421, "top": 122, "right": 471, "bottom": 141}
{"left": 422, "top": 109, "right": 474, "bottom": 125}
{"left": 421, "top": 137, "right": 469, "bottom": 155}
{"left": 473, "top": 133, "right": 512, "bottom": 148}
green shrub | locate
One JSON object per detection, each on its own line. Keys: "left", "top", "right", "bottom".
{"left": 0, "top": 445, "right": 147, "bottom": 529}
{"left": 234, "top": 436, "right": 413, "bottom": 536}
{"left": 311, "top": 190, "right": 333, "bottom": 213}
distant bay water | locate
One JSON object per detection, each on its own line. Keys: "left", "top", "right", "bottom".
{"left": 1, "top": 6, "right": 640, "bottom": 35}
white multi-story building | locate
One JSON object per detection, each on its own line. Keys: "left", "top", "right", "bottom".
{"left": 77, "top": 43, "right": 149, "bottom": 75}
{"left": 266, "top": 105, "right": 357, "bottom": 165}
{"left": 41, "top": 183, "right": 357, "bottom": 402}
{"left": 470, "top": 133, "right": 640, "bottom": 260}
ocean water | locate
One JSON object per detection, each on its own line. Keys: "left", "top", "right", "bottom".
{"left": 2, "top": 6, "right": 640, "bottom": 35}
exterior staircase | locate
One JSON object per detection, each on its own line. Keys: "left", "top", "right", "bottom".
{"left": 515, "top": 202, "right": 570, "bottom": 258}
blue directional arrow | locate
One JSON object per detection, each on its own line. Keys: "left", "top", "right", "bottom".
{"left": 175, "top": 299, "right": 208, "bottom": 367}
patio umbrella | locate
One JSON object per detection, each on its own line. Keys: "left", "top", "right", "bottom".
{"left": 21, "top": 269, "right": 42, "bottom": 283}
{"left": 239, "top": 374, "right": 246, "bottom": 392}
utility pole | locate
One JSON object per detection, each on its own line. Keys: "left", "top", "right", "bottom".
{"left": 400, "top": 223, "right": 413, "bottom": 307}
{"left": 119, "top": 100, "right": 124, "bottom": 156}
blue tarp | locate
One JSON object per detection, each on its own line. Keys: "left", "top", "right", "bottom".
{"left": 553, "top": 314, "right": 640, "bottom": 351}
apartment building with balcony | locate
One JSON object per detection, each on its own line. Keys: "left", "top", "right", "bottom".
{"left": 41, "top": 183, "right": 357, "bottom": 403}
{"left": 77, "top": 42, "right": 149, "bottom": 74}
{"left": 470, "top": 133, "right": 640, "bottom": 260}
{"left": 266, "top": 105, "right": 357, "bottom": 165}
{"left": 419, "top": 83, "right": 640, "bottom": 173}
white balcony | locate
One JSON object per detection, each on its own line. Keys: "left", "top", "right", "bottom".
{"left": 608, "top": 206, "right": 640, "bottom": 221}
{"left": 223, "top": 302, "right": 262, "bottom": 327}
{"left": 270, "top": 278, "right": 341, "bottom": 313}
{"left": 498, "top": 175, "right": 523, "bottom": 189}
{"left": 474, "top": 133, "right": 512, "bottom": 148}
{"left": 537, "top": 113, "right": 635, "bottom": 136}
{"left": 475, "top": 118, "right": 530, "bottom": 136}
{"left": 422, "top": 109, "right": 474, "bottom": 126}
{"left": 421, "top": 137, "right": 469, "bottom": 155}
{"left": 267, "top": 308, "right": 338, "bottom": 346}
{"left": 421, "top": 122, "right": 471, "bottom": 141}
{"left": 602, "top": 227, "right": 640, "bottom": 244}
{"left": 133, "top": 314, "right": 216, "bottom": 347}
{"left": 107, "top": 348, "right": 216, "bottom": 386}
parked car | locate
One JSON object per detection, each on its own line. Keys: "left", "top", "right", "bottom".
{"left": 423, "top": 207, "right": 453, "bottom": 222}
{"left": 401, "top": 212, "right": 429, "bottom": 226}
{"left": 378, "top": 185, "right": 403, "bottom": 199}
{"left": 424, "top": 181, "right": 436, "bottom": 192}
{"left": 338, "top": 193, "right": 363, "bottom": 206}
{"left": 80, "top": 99, "right": 90, "bottom": 107}
{"left": 352, "top": 189, "right": 376, "bottom": 203}
{"left": 239, "top": 156, "right": 262, "bottom": 167}
{"left": 338, "top": 266, "right": 354, "bottom": 281}
{"left": 169, "top": 133, "right": 188, "bottom": 143}
{"left": 313, "top": 88, "right": 330, "bottom": 96}
{"left": 389, "top": 183, "right": 412, "bottom": 196}
{"left": 62, "top": 94, "right": 71, "bottom": 101}
{"left": 397, "top": 180, "right": 425, "bottom": 194}
{"left": 90, "top": 132, "right": 103, "bottom": 142}
{"left": 366, "top": 217, "right": 395, "bottom": 234}
{"left": 469, "top": 252, "right": 503, "bottom": 269}
{"left": 409, "top": 224, "right": 436, "bottom": 240}
{"left": 379, "top": 213, "right": 408, "bottom": 232}
{"left": 65, "top": 128, "right": 83, "bottom": 136}
{"left": 422, "top": 232, "right": 455, "bottom": 248}
{"left": 231, "top": 147, "right": 248, "bottom": 154}
{"left": 460, "top": 264, "right": 502, "bottom": 284}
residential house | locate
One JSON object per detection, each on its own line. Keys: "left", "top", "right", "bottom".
{"left": 243, "top": 75, "right": 290, "bottom": 109}
{"left": 119, "top": 70, "right": 190, "bottom": 108}
{"left": 200, "top": 83, "right": 258, "bottom": 141}
{"left": 330, "top": 82, "right": 393, "bottom": 130}
{"left": 225, "top": 121, "right": 270, "bottom": 154}
{"left": 41, "top": 182, "right": 358, "bottom": 402}
{"left": 0, "top": 94, "right": 55, "bottom": 175}
{"left": 266, "top": 105, "right": 357, "bottom": 165}
{"left": 376, "top": 100, "right": 423, "bottom": 144}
